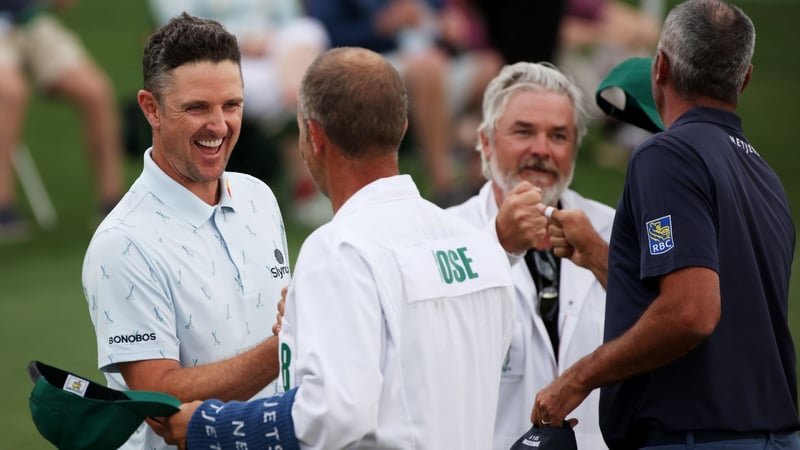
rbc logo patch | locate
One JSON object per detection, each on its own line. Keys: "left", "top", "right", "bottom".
{"left": 646, "top": 215, "right": 674, "bottom": 255}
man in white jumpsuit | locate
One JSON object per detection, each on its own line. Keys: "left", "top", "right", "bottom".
{"left": 448, "top": 62, "right": 615, "bottom": 449}
{"left": 152, "top": 47, "right": 516, "bottom": 450}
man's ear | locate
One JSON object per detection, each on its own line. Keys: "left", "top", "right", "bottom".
{"left": 479, "top": 130, "right": 492, "bottom": 161}
{"left": 654, "top": 50, "right": 669, "bottom": 85}
{"left": 137, "top": 89, "right": 160, "bottom": 128}
{"left": 306, "top": 119, "right": 326, "bottom": 156}
{"left": 740, "top": 64, "right": 753, "bottom": 93}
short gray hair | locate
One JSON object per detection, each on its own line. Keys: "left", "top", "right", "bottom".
{"left": 658, "top": 0, "right": 754, "bottom": 105}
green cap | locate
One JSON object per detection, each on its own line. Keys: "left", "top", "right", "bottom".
{"left": 596, "top": 57, "right": 664, "bottom": 133}
{"left": 28, "top": 360, "right": 180, "bottom": 450}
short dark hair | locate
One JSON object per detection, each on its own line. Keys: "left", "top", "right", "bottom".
{"left": 298, "top": 47, "right": 408, "bottom": 158}
{"left": 142, "top": 12, "right": 241, "bottom": 101}
{"left": 659, "top": 0, "right": 754, "bottom": 105}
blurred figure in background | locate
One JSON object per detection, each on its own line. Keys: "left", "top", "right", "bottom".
{"left": 0, "top": 0, "right": 124, "bottom": 241}
{"left": 560, "top": 0, "right": 661, "bottom": 52}
{"left": 557, "top": 0, "right": 662, "bottom": 168}
{"left": 461, "top": 0, "right": 568, "bottom": 194}
{"left": 307, "top": 0, "right": 503, "bottom": 206}
{"left": 148, "top": 0, "right": 331, "bottom": 227}
{"left": 472, "top": 0, "right": 566, "bottom": 66}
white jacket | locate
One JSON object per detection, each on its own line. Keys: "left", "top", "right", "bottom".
{"left": 280, "top": 176, "right": 515, "bottom": 449}
{"left": 448, "top": 181, "right": 615, "bottom": 450}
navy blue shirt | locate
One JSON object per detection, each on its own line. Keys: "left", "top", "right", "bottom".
{"left": 601, "top": 107, "right": 798, "bottom": 449}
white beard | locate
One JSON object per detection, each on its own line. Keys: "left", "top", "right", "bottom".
{"left": 489, "top": 153, "right": 574, "bottom": 206}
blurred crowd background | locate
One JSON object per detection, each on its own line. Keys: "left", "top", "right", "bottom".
{"left": 0, "top": 0, "right": 670, "bottom": 238}
{"left": 1, "top": 1, "right": 798, "bottom": 448}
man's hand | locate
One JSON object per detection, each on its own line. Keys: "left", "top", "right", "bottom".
{"left": 547, "top": 208, "right": 592, "bottom": 262}
{"left": 147, "top": 401, "right": 202, "bottom": 450}
{"left": 530, "top": 367, "right": 587, "bottom": 429}
{"left": 272, "top": 286, "right": 288, "bottom": 336}
{"left": 495, "top": 181, "right": 550, "bottom": 253}
{"left": 544, "top": 207, "right": 609, "bottom": 288}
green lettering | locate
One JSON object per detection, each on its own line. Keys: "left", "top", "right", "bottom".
{"left": 448, "top": 249, "right": 466, "bottom": 282}
{"left": 457, "top": 247, "right": 479, "bottom": 279}
{"left": 280, "top": 343, "right": 292, "bottom": 391}
{"left": 435, "top": 250, "right": 453, "bottom": 284}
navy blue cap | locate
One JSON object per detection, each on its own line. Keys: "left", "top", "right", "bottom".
{"left": 509, "top": 422, "right": 578, "bottom": 450}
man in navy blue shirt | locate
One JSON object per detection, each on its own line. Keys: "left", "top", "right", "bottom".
{"left": 530, "top": 1, "right": 800, "bottom": 449}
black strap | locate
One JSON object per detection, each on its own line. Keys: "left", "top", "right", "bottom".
{"left": 524, "top": 250, "right": 560, "bottom": 359}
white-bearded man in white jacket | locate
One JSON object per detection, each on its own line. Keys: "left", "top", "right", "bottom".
{"left": 448, "top": 61, "right": 615, "bottom": 450}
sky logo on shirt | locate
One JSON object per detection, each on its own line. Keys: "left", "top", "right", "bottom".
{"left": 268, "top": 246, "right": 290, "bottom": 279}
{"left": 646, "top": 215, "right": 674, "bottom": 255}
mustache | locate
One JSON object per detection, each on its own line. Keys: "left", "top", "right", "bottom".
{"left": 518, "top": 156, "right": 558, "bottom": 175}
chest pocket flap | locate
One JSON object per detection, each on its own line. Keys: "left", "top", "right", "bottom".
{"left": 394, "top": 234, "right": 512, "bottom": 303}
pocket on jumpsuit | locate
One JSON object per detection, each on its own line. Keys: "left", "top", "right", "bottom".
{"left": 500, "top": 321, "right": 525, "bottom": 381}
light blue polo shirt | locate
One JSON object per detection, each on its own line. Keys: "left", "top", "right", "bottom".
{"left": 83, "top": 148, "right": 290, "bottom": 397}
